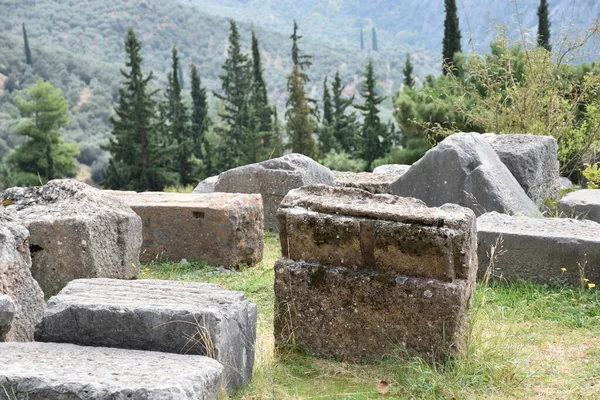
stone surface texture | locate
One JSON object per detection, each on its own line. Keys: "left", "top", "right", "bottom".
{"left": 333, "top": 171, "right": 398, "bottom": 194}
{"left": 558, "top": 189, "right": 600, "bottom": 223}
{"left": 559, "top": 177, "right": 574, "bottom": 191}
{"left": 372, "top": 164, "right": 410, "bottom": 175}
{"left": 275, "top": 185, "right": 477, "bottom": 362}
{"left": 477, "top": 211, "right": 600, "bottom": 285}
{"left": 0, "top": 208, "right": 44, "bottom": 342}
{"left": 0, "top": 342, "right": 224, "bottom": 400}
{"left": 107, "top": 191, "right": 263, "bottom": 265}
{"left": 214, "top": 153, "right": 335, "bottom": 230}
{"left": 482, "top": 133, "right": 560, "bottom": 204}
{"left": 1, "top": 180, "right": 142, "bottom": 295}
{"left": 0, "top": 295, "right": 16, "bottom": 340}
{"left": 391, "top": 132, "right": 539, "bottom": 217}
{"left": 35, "top": 278, "right": 257, "bottom": 392}
{"left": 193, "top": 176, "right": 218, "bottom": 194}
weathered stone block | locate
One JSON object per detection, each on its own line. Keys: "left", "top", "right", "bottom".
{"left": 1, "top": 180, "right": 141, "bottom": 295}
{"left": 0, "top": 342, "right": 224, "bottom": 399}
{"left": 477, "top": 212, "right": 600, "bottom": 285}
{"left": 392, "top": 132, "right": 539, "bottom": 217}
{"left": 333, "top": 171, "right": 398, "bottom": 194}
{"left": 35, "top": 278, "right": 257, "bottom": 392}
{"left": 372, "top": 164, "right": 410, "bottom": 175}
{"left": 558, "top": 189, "right": 600, "bottom": 223}
{"left": 275, "top": 185, "right": 477, "bottom": 362}
{"left": 193, "top": 175, "right": 218, "bottom": 194}
{"left": 0, "top": 208, "right": 45, "bottom": 342}
{"left": 214, "top": 153, "right": 335, "bottom": 230}
{"left": 482, "top": 133, "right": 560, "bottom": 204}
{"left": 107, "top": 191, "right": 263, "bottom": 266}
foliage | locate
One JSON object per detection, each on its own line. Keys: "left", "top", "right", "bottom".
{"left": 190, "top": 64, "right": 211, "bottom": 163}
{"left": 372, "top": 137, "right": 430, "bottom": 168}
{"left": 583, "top": 163, "right": 600, "bottom": 189}
{"left": 442, "top": 0, "right": 462, "bottom": 75}
{"left": 537, "top": 0, "right": 551, "bottom": 51}
{"left": 22, "top": 23, "right": 31, "bottom": 66}
{"left": 286, "top": 65, "right": 318, "bottom": 159}
{"left": 321, "top": 149, "right": 366, "bottom": 172}
{"left": 5, "top": 78, "right": 78, "bottom": 186}
{"left": 331, "top": 71, "right": 359, "bottom": 154}
{"left": 403, "top": 52, "right": 415, "bottom": 89}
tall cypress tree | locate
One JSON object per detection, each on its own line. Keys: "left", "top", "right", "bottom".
{"left": 403, "top": 52, "right": 415, "bottom": 89}
{"left": 537, "top": 0, "right": 551, "bottom": 51}
{"left": 22, "top": 23, "right": 32, "bottom": 66}
{"left": 360, "top": 29, "right": 364, "bottom": 51}
{"left": 290, "top": 20, "right": 312, "bottom": 83}
{"left": 356, "top": 59, "right": 388, "bottom": 171}
{"left": 332, "top": 71, "right": 358, "bottom": 154}
{"left": 190, "top": 64, "right": 210, "bottom": 161}
{"left": 317, "top": 76, "right": 336, "bottom": 155}
{"left": 103, "top": 28, "right": 176, "bottom": 191}
{"left": 442, "top": 0, "right": 462, "bottom": 75}
{"left": 372, "top": 27, "right": 378, "bottom": 51}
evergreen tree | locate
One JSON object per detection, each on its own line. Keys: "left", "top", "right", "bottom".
{"left": 322, "top": 76, "right": 333, "bottom": 126}
{"left": 442, "top": 0, "right": 462, "bottom": 75}
{"left": 103, "top": 28, "right": 176, "bottom": 191}
{"left": 317, "top": 76, "right": 336, "bottom": 155}
{"left": 7, "top": 79, "right": 78, "bottom": 185}
{"left": 190, "top": 64, "right": 210, "bottom": 161}
{"left": 537, "top": 0, "right": 551, "bottom": 51}
{"left": 287, "top": 65, "right": 318, "bottom": 158}
{"left": 360, "top": 29, "right": 364, "bottom": 51}
{"left": 165, "top": 47, "right": 194, "bottom": 186}
{"left": 332, "top": 71, "right": 358, "bottom": 154}
{"left": 22, "top": 23, "right": 32, "bottom": 66}
{"left": 356, "top": 59, "right": 388, "bottom": 171}
{"left": 214, "top": 20, "right": 252, "bottom": 169}
{"left": 178, "top": 65, "right": 185, "bottom": 90}
{"left": 372, "top": 27, "right": 378, "bottom": 51}
{"left": 403, "top": 52, "right": 415, "bottom": 89}
{"left": 290, "top": 20, "right": 312, "bottom": 83}
{"left": 271, "top": 106, "right": 284, "bottom": 158}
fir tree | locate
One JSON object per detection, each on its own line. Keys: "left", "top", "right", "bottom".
{"left": 190, "top": 64, "right": 210, "bottom": 161}
{"left": 103, "top": 28, "right": 176, "bottom": 191}
{"left": 372, "top": 27, "right": 378, "bottom": 51}
{"left": 22, "top": 23, "right": 32, "bottom": 66}
{"left": 360, "top": 29, "right": 364, "bottom": 51}
{"left": 287, "top": 65, "right": 318, "bottom": 158}
{"left": 442, "top": 0, "right": 462, "bottom": 75}
{"left": 250, "top": 29, "right": 275, "bottom": 160}
{"left": 537, "top": 0, "right": 551, "bottom": 51}
{"left": 403, "top": 52, "right": 415, "bottom": 89}
{"left": 356, "top": 59, "right": 388, "bottom": 171}
{"left": 332, "top": 71, "right": 358, "bottom": 154}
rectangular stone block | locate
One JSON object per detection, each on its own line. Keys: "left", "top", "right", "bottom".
{"left": 0, "top": 342, "right": 223, "bottom": 400}
{"left": 558, "top": 189, "right": 600, "bottom": 224}
{"left": 333, "top": 171, "right": 398, "bottom": 194}
{"left": 35, "top": 279, "right": 257, "bottom": 392}
{"left": 107, "top": 191, "right": 264, "bottom": 266}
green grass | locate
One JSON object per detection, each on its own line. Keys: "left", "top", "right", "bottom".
{"left": 141, "top": 233, "right": 600, "bottom": 399}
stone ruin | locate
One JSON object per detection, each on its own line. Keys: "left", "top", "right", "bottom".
{"left": 274, "top": 185, "right": 477, "bottom": 362}
{"left": 333, "top": 170, "right": 399, "bottom": 194}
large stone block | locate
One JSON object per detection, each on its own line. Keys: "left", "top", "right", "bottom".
{"left": 107, "top": 191, "right": 264, "bottom": 265}
{"left": 0, "top": 208, "right": 44, "bottom": 342}
{"left": 193, "top": 175, "right": 218, "bottom": 194}
{"left": 274, "top": 185, "right": 477, "bottom": 362}
{"left": 477, "top": 212, "right": 600, "bottom": 285}
{"left": 0, "top": 342, "right": 224, "bottom": 400}
{"left": 1, "top": 180, "right": 141, "bottom": 295}
{"left": 482, "top": 133, "right": 560, "bottom": 204}
{"left": 214, "top": 153, "right": 335, "bottom": 230}
{"left": 391, "top": 132, "right": 539, "bottom": 217}
{"left": 372, "top": 164, "right": 410, "bottom": 175}
{"left": 35, "top": 278, "right": 257, "bottom": 392}
{"left": 333, "top": 171, "right": 398, "bottom": 194}
{"left": 558, "top": 189, "right": 600, "bottom": 223}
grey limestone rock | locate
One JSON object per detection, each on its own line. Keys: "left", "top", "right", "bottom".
{"left": 333, "top": 171, "right": 398, "bottom": 194}
{"left": 0, "top": 295, "right": 16, "bottom": 340}
{"left": 558, "top": 189, "right": 600, "bottom": 223}
{"left": 193, "top": 175, "right": 218, "bottom": 194}
{"left": 35, "top": 278, "right": 257, "bottom": 392}
{"left": 559, "top": 177, "right": 574, "bottom": 191}
{"left": 0, "top": 342, "right": 224, "bottom": 400}
{"left": 372, "top": 164, "right": 410, "bottom": 175}
{"left": 392, "top": 132, "right": 539, "bottom": 217}
{"left": 1, "top": 179, "right": 142, "bottom": 294}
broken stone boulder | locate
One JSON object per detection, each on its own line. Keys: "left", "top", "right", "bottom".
{"left": 391, "top": 132, "right": 539, "bottom": 217}
{"left": 333, "top": 171, "right": 397, "bottom": 194}
{"left": 558, "top": 189, "right": 600, "bottom": 223}
{"left": 0, "top": 342, "right": 224, "bottom": 399}
{"left": 477, "top": 212, "right": 600, "bottom": 285}
{"left": 274, "top": 185, "right": 477, "bottom": 362}
{"left": 35, "top": 278, "right": 257, "bottom": 392}
{"left": 482, "top": 133, "right": 560, "bottom": 205}
{"left": 193, "top": 175, "right": 218, "bottom": 194}
{"left": 107, "top": 191, "right": 263, "bottom": 265}
{"left": 1, "top": 180, "right": 142, "bottom": 295}
{"left": 559, "top": 177, "right": 574, "bottom": 191}
{"left": 0, "top": 207, "right": 45, "bottom": 342}
{"left": 372, "top": 164, "right": 410, "bottom": 175}
{"left": 214, "top": 153, "right": 335, "bottom": 230}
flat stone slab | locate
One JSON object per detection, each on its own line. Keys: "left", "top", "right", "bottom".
{"left": 107, "top": 191, "right": 263, "bottom": 266}
{"left": 372, "top": 164, "right": 410, "bottom": 175}
{"left": 0, "top": 342, "right": 223, "bottom": 399}
{"left": 477, "top": 212, "right": 600, "bottom": 285}
{"left": 35, "top": 278, "right": 256, "bottom": 392}
{"left": 333, "top": 171, "right": 398, "bottom": 194}
{"left": 558, "top": 189, "right": 600, "bottom": 223}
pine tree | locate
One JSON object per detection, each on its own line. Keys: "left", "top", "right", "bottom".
{"left": 22, "top": 23, "right": 32, "bottom": 66}
{"left": 7, "top": 79, "right": 78, "bottom": 185}
{"left": 190, "top": 64, "right": 210, "bottom": 162}
{"left": 356, "top": 59, "right": 388, "bottom": 171}
{"left": 332, "top": 71, "right": 358, "bottom": 154}
{"left": 287, "top": 65, "right": 318, "bottom": 158}
{"left": 372, "top": 27, "right": 378, "bottom": 51}
{"left": 360, "top": 29, "right": 364, "bottom": 51}
{"left": 403, "top": 52, "right": 415, "bottom": 89}
{"left": 537, "top": 0, "right": 551, "bottom": 51}
{"left": 103, "top": 28, "right": 176, "bottom": 191}
{"left": 214, "top": 20, "right": 252, "bottom": 169}
{"left": 442, "top": 0, "right": 462, "bottom": 75}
